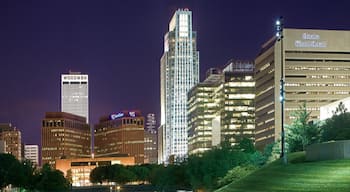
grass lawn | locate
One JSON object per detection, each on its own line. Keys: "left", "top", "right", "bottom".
{"left": 216, "top": 152, "right": 350, "bottom": 192}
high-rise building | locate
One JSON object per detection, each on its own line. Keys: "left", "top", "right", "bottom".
{"left": 24, "top": 144, "right": 39, "bottom": 166}
{"left": 94, "top": 111, "right": 145, "bottom": 164}
{"left": 188, "top": 68, "right": 222, "bottom": 154}
{"left": 187, "top": 61, "right": 255, "bottom": 155}
{"left": 160, "top": 8, "right": 199, "bottom": 162}
{"left": 157, "top": 125, "right": 164, "bottom": 164}
{"left": 255, "top": 29, "right": 350, "bottom": 149}
{"left": 61, "top": 71, "right": 89, "bottom": 123}
{"left": 41, "top": 112, "right": 91, "bottom": 166}
{"left": 146, "top": 113, "right": 156, "bottom": 132}
{"left": 144, "top": 113, "right": 157, "bottom": 164}
{"left": 0, "top": 123, "right": 22, "bottom": 160}
{"left": 218, "top": 60, "right": 255, "bottom": 145}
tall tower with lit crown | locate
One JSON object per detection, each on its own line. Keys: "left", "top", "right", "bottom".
{"left": 61, "top": 71, "right": 89, "bottom": 123}
{"left": 160, "top": 8, "right": 199, "bottom": 162}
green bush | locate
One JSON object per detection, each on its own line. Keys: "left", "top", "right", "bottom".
{"left": 217, "top": 165, "right": 257, "bottom": 187}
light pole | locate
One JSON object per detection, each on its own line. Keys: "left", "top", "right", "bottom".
{"left": 276, "top": 16, "right": 287, "bottom": 164}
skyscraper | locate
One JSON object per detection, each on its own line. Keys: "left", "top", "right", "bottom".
{"left": 160, "top": 8, "right": 199, "bottom": 162}
{"left": 61, "top": 71, "right": 89, "bottom": 123}
{"left": 144, "top": 113, "right": 158, "bottom": 164}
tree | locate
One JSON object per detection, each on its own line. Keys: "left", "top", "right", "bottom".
{"left": 322, "top": 102, "right": 350, "bottom": 141}
{"left": 35, "top": 164, "right": 70, "bottom": 191}
{"left": 0, "top": 153, "right": 20, "bottom": 189}
{"left": 236, "top": 138, "right": 255, "bottom": 153}
{"left": 90, "top": 166, "right": 106, "bottom": 184}
{"left": 128, "top": 164, "right": 150, "bottom": 183}
{"left": 286, "top": 103, "right": 322, "bottom": 152}
{"left": 110, "top": 164, "right": 136, "bottom": 184}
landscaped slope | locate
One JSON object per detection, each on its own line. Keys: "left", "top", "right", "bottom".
{"left": 216, "top": 152, "right": 350, "bottom": 192}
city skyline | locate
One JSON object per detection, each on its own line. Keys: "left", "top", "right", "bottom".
{"left": 1, "top": 0, "right": 350, "bottom": 146}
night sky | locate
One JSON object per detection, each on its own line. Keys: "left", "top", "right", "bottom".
{"left": 1, "top": 0, "right": 350, "bottom": 145}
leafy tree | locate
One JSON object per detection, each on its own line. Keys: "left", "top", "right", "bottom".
{"left": 286, "top": 103, "right": 322, "bottom": 152}
{"left": 0, "top": 153, "right": 21, "bottom": 189}
{"left": 35, "top": 164, "right": 70, "bottom": 191}
{"left": 236, "top": 138, "right": 255, "bottom": 153}
{"left": 90, "top": 166, "right": 106, "bottom": 184}
{"left": 322, "top": 102, "right": 350, "bottom": 141}
{"left": 262, "top": 141, "right": 281, "bottom": 163}
{"left": 186, "top": 141, "right": 262, "bottom": 191}
{"left": 110, "top": 164, "right": 136, "bottom": 184}
{"left": 19, "top": 159, "right": 37, "bottom": 190}
{"left": 333, "top": 101, "right": 348, "bottom": 115}
{"left": 127, "top": 164, "right": 150, "bottom": 183}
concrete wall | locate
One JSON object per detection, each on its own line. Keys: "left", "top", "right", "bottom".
{"left": 306, "top": 140, "right": 350, "bottom": 161}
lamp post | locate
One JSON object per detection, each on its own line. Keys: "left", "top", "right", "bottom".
{"left": 276, "top": 17, "right": 287, "bottom": 164}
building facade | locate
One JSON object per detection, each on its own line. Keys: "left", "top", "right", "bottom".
{"left": 61, "top": 71, "right": 89, "bottom": 123}
{"left": 255, "top": 29, "right": 350, "bottom": 149}
{"left": 94, "top": 111, "right": 145, "bottom": 164}
{"left": 24, "top": 144, "right": 39, "bottom": 166}
{"left": 41, "top": 112, "right": 91, "bottom": 166}
{"left": 187, "top": 68, "right": 222, "bottom": 155}
{"left": 219, "top": 61, "right": 255, "bottom": 145}
{"left": 187, "top": 60, "right": 255, "bottom": 155}
{"left": 320, "top": 96, "right": 350, "bottom": 120}
{"left": 0, "top": 123, "right": 22, "bottom": 160}
{"left": 56, "top": 156, "right": 135, "bottom": 186}
{"left": 144, "top": 113, "right": 157, "bottom": 164}
{"left": 160, "top": 8, "right": 199, "bottom": 162}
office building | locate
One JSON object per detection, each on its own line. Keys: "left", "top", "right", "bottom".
{"left": 160, "top": 8, "right": 199, "bottom": 162}
{"left": 157, "top": 125, "right": 164, "bottom": 164}
{"left": 24, "top": 144, "right": 39, "bottom": 166}
{"left": 61, "top": 71, "right": 89, "bottom": 123}
{"left": 0, "top": 123, "right": 22, "bottom": 160}
{"left": 41, "top": 112, "right": 91, "bottom": 166}
{"left": 255, "top": 29, "right": 350, "bottom": 149}
{"left": 187, "top": 61, "right": 255, "bottom": 154}
{"left": 219, "top": 60, "right": 255, "bottom": 145}
{"left": 146, "top": 113, "right": 156, "bottom": 132}
{"left": 94, "top": 111, "right": 145, "bottom": 164}
{"left": 320, "top": 96, "right": 350, "bottom": 120}
{"left": 187, "top": 68, "right": 222, "bottom": 154}
{"left": 56, "top": 156, "right": 134, "bottom": 186}
{"left": 144, "top": 113, "right": 157, "bottom": 164}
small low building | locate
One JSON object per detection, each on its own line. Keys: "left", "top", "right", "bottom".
{"left": 55, "top": 156, "right": 135, "bottom": 186}
{"left": 306, "top": 140, "right": 350, "bottom": 161}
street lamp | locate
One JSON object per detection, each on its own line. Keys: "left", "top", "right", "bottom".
{"left": 275, "top": 16, "right": 287, "bottom": 164}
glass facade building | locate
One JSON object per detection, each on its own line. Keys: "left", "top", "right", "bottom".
{"left": 160, "top": 8, "right": 199, "bottom": 162}
{"left": 187, "top": 61, "right": 255, "bottom": 155}
{"left": 61, "top": 71, "right": 89, "bottom": 123}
